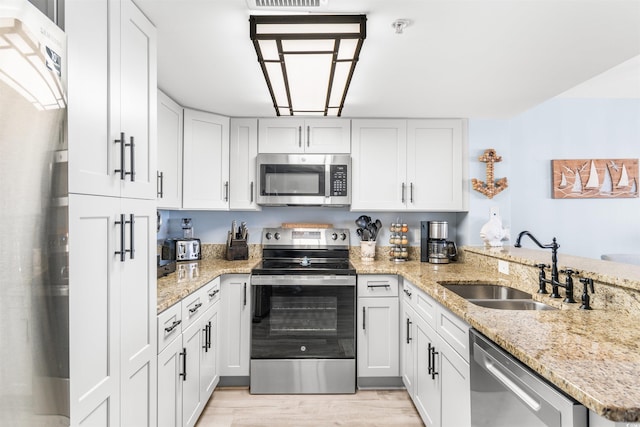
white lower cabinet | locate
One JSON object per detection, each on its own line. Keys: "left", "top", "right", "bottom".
{"left": 401, "top": 278, "right": 470, "bottom": 427}
{"left": 219, "top": 274, "right": 251, "bottom": 377}
{"left": 157, "top": 278, "right": 220, "bottom": 427}
{"left": 69, "top": 194, "right": 157, "bottom": 426}
{"left": 400, "top": 298, "right": 416, "bottom": 396}
{"left": 414, "top": 317, "right": 441, "bottom": 427}
{"left": 357, "top": 275, "right": 399, "bottom": 383}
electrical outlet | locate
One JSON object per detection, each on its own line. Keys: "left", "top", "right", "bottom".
{"left": 498, "top": 260, "right": 509, "bottom": 275}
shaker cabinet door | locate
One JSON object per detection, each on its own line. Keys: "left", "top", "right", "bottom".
{"left": 229, "top": 118, "right": 260, "bottom": 210}
{"left": 67, "top": 0, "right": 157, "bottom": 200}
{"left": 407, "top": 119, "right": 464, "bottom": 211}
{"left": 157, "top": 90, "right": 183, "bottom": 209}
{"left": 351, "top": 119, "right": 407, "bottom": 211}
{"left": 357, "top": 297, "right": 400, "bottom": 378}
{"left": 183, "top": 109, "right": 230, "bottom": 210}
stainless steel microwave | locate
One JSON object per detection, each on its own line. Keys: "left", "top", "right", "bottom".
{"left": 256, "top": 153, "right": 351, "bottom": 207}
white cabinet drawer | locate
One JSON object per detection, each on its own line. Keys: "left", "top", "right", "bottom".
{"left": 201, "top": 277, "right": 221, "bottom": 311}
{"left": 157, "top": 303, "right": 182, "bottom": 354}
{"left": 357, "top": 275, "right": 398, "bottom": 297}
{"left": 181, "top": 285, "right": 208, "bottom": 330}
{"left": 414, "top": 286, "right": 437, "bottom": 330}
{"left": 437, "top": 305, "right": 470, "bottom": 362}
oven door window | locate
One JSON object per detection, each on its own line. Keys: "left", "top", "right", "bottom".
{"left": 251, "top": 285, "right": 355, "bottom": 359}
{"left": 260, "top": 164, "right": 325, "bottom": 197}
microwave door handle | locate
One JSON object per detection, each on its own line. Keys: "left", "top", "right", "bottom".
{"left": 325, "top": 163, "right": 331, "bottom": 198}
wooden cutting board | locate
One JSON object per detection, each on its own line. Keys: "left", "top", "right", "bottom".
{"left": 281, "top": 223, "right": 333, "bottom": 229}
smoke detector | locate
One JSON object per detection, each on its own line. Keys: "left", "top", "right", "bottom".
{"left": 247, "top": 0, "right": 330, "bottom": 11}
{"left": 391, "top": 19, "right": 411, "bottom": 34}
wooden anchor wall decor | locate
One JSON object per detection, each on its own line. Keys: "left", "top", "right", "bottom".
{"left": 472, "top": 149, "right": 508, "bottom": 199}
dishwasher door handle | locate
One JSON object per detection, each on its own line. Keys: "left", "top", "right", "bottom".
{"left": 478, "top": 348, "right": 541, "bottom": 412}
{"left": 472, "top": 339, "right": 562, "bottom": 427}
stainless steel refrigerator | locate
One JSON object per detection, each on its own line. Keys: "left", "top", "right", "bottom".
{"left": 0, "top": 1, "right": 69, "bottom": 425}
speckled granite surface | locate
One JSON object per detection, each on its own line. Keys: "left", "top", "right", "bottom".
{"left": 157, "top": 245, "right": 640, "bottom": 422}
{"left": 157, "top": 257, "right": 258, "bottom": 313}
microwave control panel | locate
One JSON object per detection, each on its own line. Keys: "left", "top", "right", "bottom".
{"left": 330, "top": 165, "right": 349, "bottom": 196}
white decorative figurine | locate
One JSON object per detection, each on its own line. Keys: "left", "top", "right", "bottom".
{"left": 480, "top": 211, "right": 510, "bottom": 247}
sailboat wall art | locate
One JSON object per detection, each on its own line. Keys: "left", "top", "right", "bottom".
{"left": 552, "top": 159, "right": 639, "bottom": 199}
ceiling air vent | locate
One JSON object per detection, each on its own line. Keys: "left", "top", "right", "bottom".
{"left": 248, "top": 0, "right": 329, "bottom": 10}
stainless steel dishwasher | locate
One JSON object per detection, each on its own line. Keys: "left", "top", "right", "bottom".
{"left": 470, "top": 330, "right": 587, "bottom": 427}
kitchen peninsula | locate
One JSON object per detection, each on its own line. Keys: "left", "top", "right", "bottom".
{"left": 157, "top": 245, "right": 640, "bottom": 424}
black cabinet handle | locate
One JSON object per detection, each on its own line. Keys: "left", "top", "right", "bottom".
{"left": 189, "top": 302, "right": 202, "bottom": 314}
{"left": 179, "top": 348, "right": 187, "bottom": 381}
{"left": 401, "top": 182, "right": 406, "bottom": 204}
{"left": 298, "top": 126, "right": 302, "bottom": 148}
{"left": 126, "top": 136, "right": 135, "bottom": 182}
{"left": 410, "top": 183, "right": 414, "bottom": 204}
{"left": 164, "top": 319, "right": 181, "bottom": 333}
{"left": 114, "top": 132, "right": 126, "bottom": 180}
{"left": 126, "top": 214, "right": 135, "bottom": 260}
{"left": 243, "top": 283, "right": 247, "bottom": 307}
{"left": 202, "top": 322, "right": 210, "bottom": 352}
{"left": 406, "top": 318, "right": 412, "bottom": 344}
{"left": 306, "top": 126, "right": 310, "bottom": 147}
{"left": 114, "top": 214, "right": 126, "bottom": 262}
{"left": 250, "top": 181, "right": 254, "bottom": 203}
{"left": 367, "top": 284, "right": 390, "bottom": 289}
{"left": 404, "top": 288, "right": 412, "bottom": 297}
{"left": 224, "top": 181, "right": 229, "bottom": 202}
{"left": 209, "top": 289, "right": 219, "bottom": 299}
{"left": 428, "top": 343, "right": 439, "bottom": 380}
{"left": 362, "top": 307, "right": 366, "bottom": 330}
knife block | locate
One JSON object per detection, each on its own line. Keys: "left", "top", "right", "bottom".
{"left": 226, "top": 238, "right": 248, "bottom": 261}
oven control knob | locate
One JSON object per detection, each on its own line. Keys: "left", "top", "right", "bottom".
{"left": 331, "top": 232, "right": 338, "bottom": 240}
{"left": 265, "top": 232, "right": 272, "bottom": 240}
{"left": 274, "top": 232, "right": 281, "bottom": 240}
{"left": 340, "top": 233, "right": 347, "bottom": 241}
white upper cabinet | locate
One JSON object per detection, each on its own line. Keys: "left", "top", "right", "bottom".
{"left": 258, "top": 118, "right": 350, "bottom": 153}
{"left": 157, "top": 90, "right": 183, "bottom": 209}
{"left": 351, "top": 120, "right": 407, "bottom": 211}
{"left": 68, "top": 0, "right": 157, "bottom": 200}
{"left": 351, "top": 119, "right": 467, "bottom": 212}
{"left": 229, "top": 118, "right": 260, "bottom": 210}
{"left": 407, "top": 120, "right": 465, "bottom": 211}
{"left": 182, "top": 109, "right": 230, "bottom": 210}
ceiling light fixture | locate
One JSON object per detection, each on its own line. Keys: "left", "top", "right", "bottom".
{"left": 249, "top": 14, "right": 367, "bottom": 116}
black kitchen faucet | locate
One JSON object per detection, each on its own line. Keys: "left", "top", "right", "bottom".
{"left": 514, "top": 231, "right": 563, "bottom": 299}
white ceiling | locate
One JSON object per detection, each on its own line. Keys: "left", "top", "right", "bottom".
{"left": 135, "top": 0, "right": 640, "bottom": 119}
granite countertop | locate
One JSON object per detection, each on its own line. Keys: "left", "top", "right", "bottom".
{"left": 157, "top": 251, "right": 640, "bottom": 422}
{"left": 157, "top": 258, "right": 258, "bottom": 313}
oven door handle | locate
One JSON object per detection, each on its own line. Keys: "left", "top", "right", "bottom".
{"left": 250, "top": 275, "right": 356, "bottom": 287}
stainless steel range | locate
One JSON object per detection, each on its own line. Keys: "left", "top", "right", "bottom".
{"left": 250, "top": 227, "right": 356, "bottom": 394}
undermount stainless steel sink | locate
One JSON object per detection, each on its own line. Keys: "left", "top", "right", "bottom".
{"left": 468, "top": 299, "right": 557, "bottom": 311}
{"left": 441, "top": 284, "right": 531, "bottom": 300}
{"left": 440, "top": 283, "right": 558, "bottom": 311}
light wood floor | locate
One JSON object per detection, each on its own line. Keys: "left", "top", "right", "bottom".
{"left": 196, "top": 387, "right": 425, "bottom": 427}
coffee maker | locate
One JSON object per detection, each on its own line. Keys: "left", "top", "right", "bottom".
{"left": 421, "top": 221, "right": 458, "bottom": 264}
